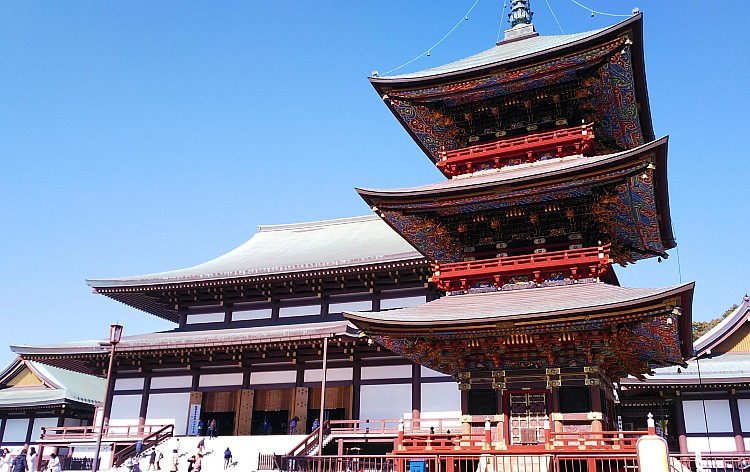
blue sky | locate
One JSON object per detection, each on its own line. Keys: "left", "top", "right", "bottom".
{"left": 1, "top": 1, "right": 748, "bottom": 367}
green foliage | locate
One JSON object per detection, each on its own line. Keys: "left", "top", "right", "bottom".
{"left": 692, "top": 304, "right": 738, "bottom": 342}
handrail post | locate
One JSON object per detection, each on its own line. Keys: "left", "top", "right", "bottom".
{"left": 544, "top": 416, "right": 551, "bottom": 449}
{"left": 483, "top": 417, "right": 492, "bottom": 450}
{"left": 397, "top": 419, "right": 404, "bottom": 451}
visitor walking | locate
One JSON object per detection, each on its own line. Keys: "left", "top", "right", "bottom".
{"left": 12, "top": 450, "right": 27, "bottom": 472}
{"left": 223, "top": 448, "right": 232, "bottom": 469}
{"left": 135, "top": 440, "right": 144, "bottom": 457}
{"left": 197, "top": 420, "right": 204, "bottom": 436}
{"left": 148, "top": 450, "right": 157, "bottom": 471}
{"left": 193, "top": 454, "right": 202, "bottom": 472}
{"left": 0, "top": 450, "right": 10, "bottom": 472}
{"left": 156, "top": 450, "right": 164, "bottom": 470}
{"left": 196, "top": 438, "right": 205, "bottom": 455}
{"left": 208, "top": 419, "right": 217, "bottom": 439}
{"left": 169, "top": 450, "right": 178, "bottom": 472}
{"left": 311, "top": 418, "right": 319, "bottom": 432}
{"left": 289, "top": 416, "right": 299, "bottom": 434}
{"left": 186, "top": 456, "right": 195, "bottom": 472}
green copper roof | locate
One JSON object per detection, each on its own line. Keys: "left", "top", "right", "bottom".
{"left": 0, "top": 360, "right": 104, "bottom": 409}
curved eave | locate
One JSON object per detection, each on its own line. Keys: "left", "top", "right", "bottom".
{"left": 694, "top": 296, "right": 750, "bottom": 356}
{"left": 346, "top": 282, "right": 695, "bottom": 358}
{"left": 370, "top": 14, "right": 653, "bottom": 154}
{"left": 359, "top": 137, "right": 666, "bottom": 200}
{"left": 370, "top": 15, "right": 642, "bottom": 87}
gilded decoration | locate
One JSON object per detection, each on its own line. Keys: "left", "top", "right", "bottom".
{"left": 369, "top": 310, "right": 682, "bottom": 380}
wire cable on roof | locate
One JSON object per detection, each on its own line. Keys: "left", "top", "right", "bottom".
{"left": 567, "top": 0, "right": 633, "bottom": 17}
{"left": 496, "top": 0, "right": 508, "bottom": 44}
{"left": 382, "top": 0, "right": 481, "bottom": 76}
{"left": 544, "top": 0, "right": 565, "bottom": 34}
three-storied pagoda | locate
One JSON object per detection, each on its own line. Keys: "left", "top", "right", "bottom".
{"left": 345, "top": 2, "right": 694, "bottom": 447}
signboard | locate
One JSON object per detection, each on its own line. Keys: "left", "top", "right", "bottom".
{"left": 187, "top": 403, "right": 201, "bottom": 436}
{"left": 636, "top": 435, "right": 669, "bottom": 472}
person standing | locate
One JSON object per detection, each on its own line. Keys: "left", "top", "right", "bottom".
{"left": 223, "top": 448, "right": 232, "bottom": 470}
{"left": 45, "top": 453, "right": 60, "bottom": 472}
{"left": 311, "top": 418, "right": 319, "bottom": 432}
{"left": 156, "top": 450, "right": 164, "bottom": 470}
{"left": 207, "top": 419, "right": 217, "bottom": 440}
{"left": 135, "top": 440, "right": 144, "bottom": 457}
{"left": 12, "top": 450, "right": 27, "bottom": 472}
{"left": 0, "top": 450, "right": 10, "bottom": 472}
{"left": 197, "top": 420, "right": 204, "bottom": 436}
{"left": 26, "top": 448, "right": 36, "bottom": 472}
{"left": 289, "top": 416, "right": 298, "bottom": 434}
{"left": 148, "top": 450, "right": 157, "bottom": 471}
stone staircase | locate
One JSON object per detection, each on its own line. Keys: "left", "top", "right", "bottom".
{"left": 126, "top": 435, "right": 305, "bottom": 471}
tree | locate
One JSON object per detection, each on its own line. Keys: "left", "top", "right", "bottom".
{"left": 692, "top": 304, "right": 738, "bottom": 341}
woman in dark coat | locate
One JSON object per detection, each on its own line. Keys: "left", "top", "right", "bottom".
{"left": 12, "top": 450, "right": 27, "bottom": 472}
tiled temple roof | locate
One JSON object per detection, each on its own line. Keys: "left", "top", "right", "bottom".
{"left": 0, "top": 359, "right": 104, "bottom": 409}
{"left": 345, "top": 281, "right": 694, "bottom": 326}
{"left": 358, "top": 137, "right": 667, "bottom": 198}
{"left": 87, "top": 215, "right": 424, "bottom": 289}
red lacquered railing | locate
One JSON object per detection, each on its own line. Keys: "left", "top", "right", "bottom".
{"left": 437, "top": 123, "right": 594, "bottom": 176}
{"left": 430, "top": 244, "right": 611, "bottom": 292}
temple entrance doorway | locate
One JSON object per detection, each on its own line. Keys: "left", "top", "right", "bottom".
{"left": 202, "top": 391, "right": 239, "bottom": 436}
{"left": 253, "top": 388, "right": 292, "bottom": 435}
{"left": 506, "top": 391, "right": 548, "bottom": 445}
{"left": 307, "top": 386, "right": 351, "bottom": 434}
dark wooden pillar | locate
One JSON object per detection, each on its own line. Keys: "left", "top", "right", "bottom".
{"left": 191, "top": 370, "right": 200, "bottom": 391}
{"left": 25, "top": 411, "right": 36, "bottom": 444}
{"left": 271, "top": 299, "right": 280, "bottom": 322}
{"left": 178, "top": 308, "right": 188, "bottom": 329}
{"left": 411, "top": 363, "right": 421, "bottom": 421}
{"left": 0, "top": 417, "right": 7, "bottom": 443}
{"left": 223, "top": 303, "right": 233, "bottom": 326}
{"left": 320, "top": 296, "right": 330, "bottom": 318}
{"left": 674, "top": 395, "right": 688, "bottom": 454}
{"left": 139, "top": 374, "right": 152, "bottom": 431}
{"left": 729, "top": 390, "right": 745, "bottom": 452}
{"left": 352, "top": 359, "right": 361, "bottom": 420}
{"left": 460, "top": 390, "right": 469, "bottom": 416}
{"left": 372, "top": 291, "right": 381, "bottom": 312}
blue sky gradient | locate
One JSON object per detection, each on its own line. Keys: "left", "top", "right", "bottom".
{"left": 1, "top": 1, "right": 748, "bottom": 366}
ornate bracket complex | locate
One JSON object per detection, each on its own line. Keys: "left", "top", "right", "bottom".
{"left": 430, "top": 244, "right": 611, "bottom": 292}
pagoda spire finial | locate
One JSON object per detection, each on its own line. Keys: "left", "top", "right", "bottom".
{"left": 500, "top": 0, "right": 538, "bottom": 43}
{"left": 509, "top": 0, "right": 533, "bottom": 27}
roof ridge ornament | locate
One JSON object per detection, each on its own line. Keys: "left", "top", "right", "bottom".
{"left": 509, "top": 0, "right": 533, "bottom": 27}
{"left": 500, "top": 0, "right": 538, "bottom": 44}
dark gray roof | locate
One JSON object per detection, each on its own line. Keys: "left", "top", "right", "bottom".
{"left": 374, "top": 15, "right": 640, "bottom": 81}
{"left": 345, "top": 281, "right": 693, "bottom": 327}
{"left": 87, "top": 215, "right": 423, "bottom": 289}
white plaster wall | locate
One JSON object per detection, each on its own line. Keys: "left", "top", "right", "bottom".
{"left": 146, "top": 392, "right": 191, "bottom": 436}
{"left": 421, "top": 367, "right": 451, "bottom": 378}
{"left": 361, "top": 365, "right": 412, "bottom": 380}
{"left": 249, "top": 370, "right": 297, "bottom": 385}
{"left": 738, "top": 399, "right": 750, "bottom": 432}
{"left": 151, "top": 375, "right": 193, "bottom": 390}
{"left": 380, "top": 296, "right": 426, "bottom": 310}
{"left": 304, "top": 368, "right": 353, "bottom": 383}
{"left": 683, "top": 400, "right": 733, "bottom": 433}
{"left": 279, "top": 305, "right": 320, "bottom": 318}
{"left": 421, "top": 382, "right": 461, "bottom": 415}
{"left": 115, "top": 377, "right": 145, "bottom": 390}
{"left": 329, "top": 300, "right": 372, "bottom": 314}
{"left": 109, "top": 394, "right": 142, "bottom": 423}
{"left": 359, "top": 384, "right": 411, "bottom": 421}
{"left": 2, "top": 418, "right": 29, "bottom": 442}
{"left": 232, "top": 309, "right": 272, "bottom": 321}
{"left": 31, "top": 417, "right": 58, "bottom": 441}
{"left": 198, "top": 372, "right": 243, "bottom": 388}
{"left": 686, "top": 436, "right": 737, "bottom": 453}
{"left": 186, "top": 313, "right": 225, "bottom": 324}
